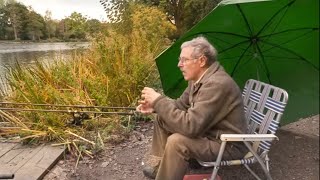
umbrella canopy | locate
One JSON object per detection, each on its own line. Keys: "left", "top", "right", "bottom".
{"left": 155, "top": 0, "right": 319, "bottom": 124}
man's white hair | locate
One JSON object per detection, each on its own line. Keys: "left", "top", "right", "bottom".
{"left": 181, "top": 36, "right": 218, "bottom": 65}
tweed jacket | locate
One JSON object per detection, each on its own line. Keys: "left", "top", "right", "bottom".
{"left": 153, "top": 61, "right": 247, "bottom": 140}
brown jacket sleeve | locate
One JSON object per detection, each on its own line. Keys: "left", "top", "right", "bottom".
{"left": 152, "top": 61, "right": 246, "bottom": 139}
{"left": 153, "top": 77, "right": 239, "bottom": 138}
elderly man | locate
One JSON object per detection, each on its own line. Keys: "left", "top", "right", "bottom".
{"left": 137, "top": 36, "right": 247, "bottom": 180}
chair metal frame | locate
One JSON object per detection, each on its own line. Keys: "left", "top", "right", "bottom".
{"left": 198, "top": 79, "right": 289, "bottom": 180}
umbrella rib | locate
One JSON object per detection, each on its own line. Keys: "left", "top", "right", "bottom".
{"left": 191, "top": 31, "right": 248, "bottom": 39}
{"left": 205, "top": 33, "right": 251, "bottom": 54}
{"left": 236, "top": 4, "right": 253, "bottom": 37}
{"left": 191, "top": 32, "right": 251, "bottom": 54}
{"left": 261, "top": 40, "right": 319, "bottom": 70}
{"left": 257, "top": 0, "right": 295, "bottom": 36}
{"left": 260, "top": 27, "right": 319, "bottom": 38}
{"left": 231, "top": 43, "right": 252, "bottom": 76}
{"left": 261, "top": 28, "right": 317, "bottom": 55}
{"left": 219, "top": 39, "right": 250, "bottom": 54}
{"left": 256, "top": 43, "right": 272, "bottom": 84}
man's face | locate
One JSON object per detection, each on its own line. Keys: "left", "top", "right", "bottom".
{"left": 178, "top": 47, "right": 202, "bottom": 81}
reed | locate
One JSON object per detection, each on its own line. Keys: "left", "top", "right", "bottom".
{"left": 0, "top": 4, "right": 175, "bottom": 158}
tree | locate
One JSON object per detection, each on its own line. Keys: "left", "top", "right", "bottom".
{"left": 0, "top": 0, "right": 6, "bottom": 39}
{"left": 64, "top": 12, "right": 88, "bottom": 39}
{"left": 0, "top": 0, "right": 5, "bottom": 8}
{"left": 130, "top": 4, "right": 176, "bottom": 53}
{"left": 5, "top": 2, "right": 29, "bottom": 40}
{"left": 99, "top": 0, "right": 220, "bottom": 37}
{"left": 25, "top": 10, "right": 45, "bottom": 40}
{"left": 86, "top": 19, "right": 102, "bottom": 36}
{"left": 44, "top": 10, "right": 56, "bottom": 39}
{"left": 159, "top": 0, "right": 220, "bottom": 37}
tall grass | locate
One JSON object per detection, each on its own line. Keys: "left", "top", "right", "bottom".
{"left": 0, "top": 4, "right": 175, "bottom": 157}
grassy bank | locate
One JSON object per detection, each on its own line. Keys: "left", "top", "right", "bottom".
{"left": 0, "top": 4, "right": 175, "bottom": 158}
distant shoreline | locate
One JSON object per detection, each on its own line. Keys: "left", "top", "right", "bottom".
{"left": 0, "top": 39, "right": 89, "bottom": 44}
{"left": 0, "top": 41, "right": 90, "bottom": 54}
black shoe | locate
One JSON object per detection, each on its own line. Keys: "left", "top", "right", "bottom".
{"left": 142, "top": 154, "right": 161, "bottom": 179}
{"left": 142, "top": 165, "right": 158, "bottom": 179}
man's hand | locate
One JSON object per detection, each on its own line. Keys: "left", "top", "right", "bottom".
{"left": 136, "top": 100, "right": 154, "bottom": 114}
{"left": 141, "top": 87, "right": 161, "bottom": 106}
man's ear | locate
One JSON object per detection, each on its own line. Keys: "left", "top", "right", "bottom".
{"left": 199, "top": 56, "right": 207, "bottom": 67}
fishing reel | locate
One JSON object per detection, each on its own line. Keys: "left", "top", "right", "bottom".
{"left": 69, "top": 111, "right": 91, "bottom": 126}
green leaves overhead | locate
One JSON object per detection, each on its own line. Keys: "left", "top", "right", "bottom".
{"left": 99, "top": 0, "right": 220, "bottom": 37}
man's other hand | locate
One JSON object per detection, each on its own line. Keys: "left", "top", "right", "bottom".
{"left": 136, "top": 100, "right": 154, "bottom": 114}
{"left": 141, "top": 87, "right": 161, "bottom": 106}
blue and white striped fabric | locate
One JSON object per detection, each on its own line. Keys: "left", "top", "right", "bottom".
{"left": 259, "top": 140, "right": 272, "bottom": 151}
{"left": 240, "top": 157, "right": 255, "bottom": 165}
{"left": 219, "top": 157, "right": 256, "bottom": 166}
{"left": 258, "top": 120, "right": 280, "bottom": 151}
{"left": 268, "top": 120, "right": 280, "bottom": 134}
{"left": 249, "top": 90, "right": 261, "bottom": 104}
{"left": 242, "top": 87, "right": 247, "bottom": 98}
{"left": 265, "top": 97, "right": 286, "bottom": 114}
{"left": 251, "top": 109, "right": 264, "bottom": 125}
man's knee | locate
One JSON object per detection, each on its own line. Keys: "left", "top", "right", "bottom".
{"left": 166, "top": 133, "right": 189, "bottom": 149}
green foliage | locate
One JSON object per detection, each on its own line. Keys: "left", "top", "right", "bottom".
{"left": 100, "top": 0, "right": 220, "bottom": 37}
{"left": 25, "top": 10, "right": 46, "bottom": 40}
{"left": 4, "top": 2, "right": 29, "bottom": 40}
{"left": 159, "top": 0, "right": 220, "bottom": 36}
{"left": 44, "top": 10, "right": 57, "bottom": 39}
{"left": 64, "top": 12, "right": 88, "bottom": 39}
{"left": 1, "top": 4, "right": 173, "bottom": 155}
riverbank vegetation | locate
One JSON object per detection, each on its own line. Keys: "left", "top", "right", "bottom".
{"left": 0, "top": 0, "right": 220, "bottom": 157}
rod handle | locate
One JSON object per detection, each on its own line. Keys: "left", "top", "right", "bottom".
{"left": 0, "top": 174, "right": 14, "bottom": 179}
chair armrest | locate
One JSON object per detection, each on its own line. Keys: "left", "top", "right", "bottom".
{"left": 220, "top": 134, "right": 278, "bottom": 142}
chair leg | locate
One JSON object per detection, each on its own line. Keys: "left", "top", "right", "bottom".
{"left": 210, "top": 141, "right": 227, "bottom": 180}
{"left": 244, "top": 164, "right": 262, "bottom": 180}
{"left": 265, "top": 154, "right": 270, "bottom": 171}
{"left": 243, "top": 142, "right": 273, "bottom": 180}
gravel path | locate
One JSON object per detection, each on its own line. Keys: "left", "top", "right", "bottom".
{"left": 44, "top": 115, "right": 319, "bottom": 180}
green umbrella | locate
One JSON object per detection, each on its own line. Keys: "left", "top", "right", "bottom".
{"left": 155, "top": 0, "right": 319, "bottom": 125}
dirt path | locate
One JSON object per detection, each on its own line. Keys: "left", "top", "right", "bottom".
{"left": 44, "top": 115, "right": 319, "bottom": 180}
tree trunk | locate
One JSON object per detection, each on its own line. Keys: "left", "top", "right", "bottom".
{"left": 173, "top": 0, "right": 184, "bottom": 37}
{"left": 13, "top": 24, "right": 18, "bottom": 40}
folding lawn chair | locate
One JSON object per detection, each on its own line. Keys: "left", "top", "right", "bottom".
{"left": 198, "top": 79, "right": 289, "bottom": 180}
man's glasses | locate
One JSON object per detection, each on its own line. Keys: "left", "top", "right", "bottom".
{"left": 178, "top": 57, "right": 198, "bottom": 64}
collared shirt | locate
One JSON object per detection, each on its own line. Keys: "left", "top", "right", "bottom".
{"left": 194, "top": 68, "right": 209, "bottom": 86}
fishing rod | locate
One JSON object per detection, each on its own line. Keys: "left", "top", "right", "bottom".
{"left": 0, "top": 174, "right": 14, "bottom": 179}
{"left": 0, "top": 102, "right": 136, "bottom": 110}
{"left": 0, "top": 102, "right": 138, "bottom": 126}
{"left": 0, "top": 107, "right": 135, "bottom": 115}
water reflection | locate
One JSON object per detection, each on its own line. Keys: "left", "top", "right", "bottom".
{"left": 0, "top": 42, "right": 89, "bottom": 53}
{"left": 0, "top": 42, "right": 89, "bottom": 92}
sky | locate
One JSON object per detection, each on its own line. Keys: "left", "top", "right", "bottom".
{"left": 17, "top": 0, "right": 107, "bottom": 21}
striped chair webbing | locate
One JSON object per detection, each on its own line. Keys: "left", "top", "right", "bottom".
{"left": 248, "top": 110, "right": 280, "bottom": 151}
{"left": 258, "top": 120, "right": 280, "bottom": 151}
{"left": 249, "top": 90, "right": 261, "bottom": 104}
{"left": 265, "top": 97, "right": 287, "bottom": 114}
{"left": 219, "top": 156, "right": 256, "bottom": 166}
{"left": 242, "top": 87, "right": 247, "bottom": 98}
{"left": 251, "top": 109, "right": 264, "bottom": 125}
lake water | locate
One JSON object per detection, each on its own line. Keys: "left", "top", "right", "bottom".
{"left": 0, "top": 42, "right": 89, "bottom": 91}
